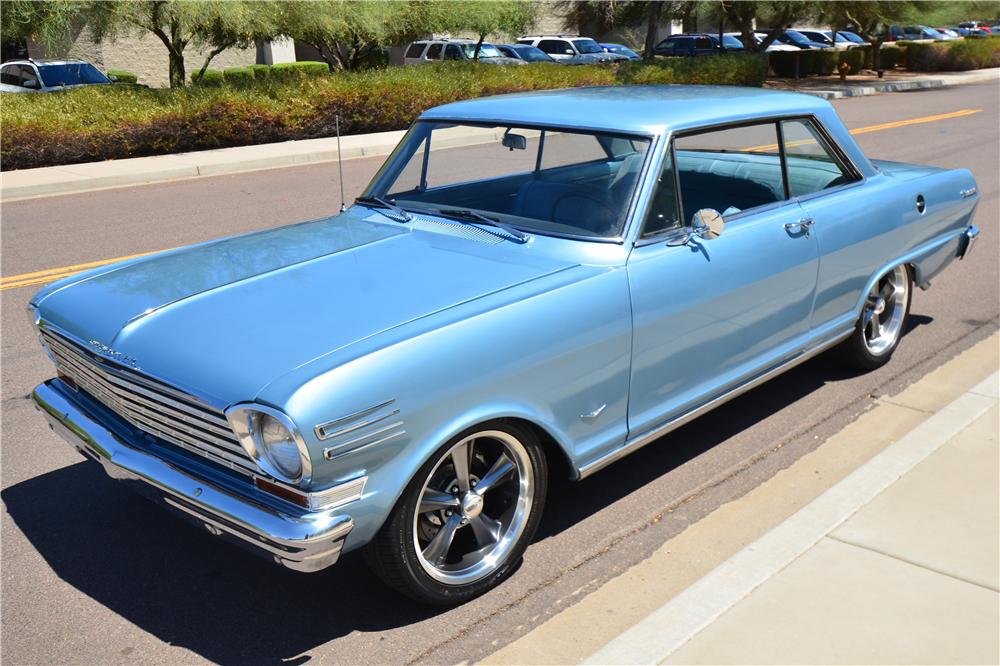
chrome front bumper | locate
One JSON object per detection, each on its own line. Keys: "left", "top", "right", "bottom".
{"left": 32, "top": 379, "right": 353, "bottom": 572}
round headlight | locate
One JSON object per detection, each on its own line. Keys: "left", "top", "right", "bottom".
{"left": 257, "top": 413, "right": 303, "bottom": 479}
{"left": 226, "top": 405, "right": 311, "bottom": 485}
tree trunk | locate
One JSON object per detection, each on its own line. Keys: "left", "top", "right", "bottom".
{"left": 168, "top": 49, "right": 185, "bottom": 88}
{"left": 643, "top": 0, "right": 664, "bottom": 60}
{"left": 194, "top": 41, "right": 234, "bottom": 83}
{"left": 474, "top": 34, "right": 485, "bottom": 60}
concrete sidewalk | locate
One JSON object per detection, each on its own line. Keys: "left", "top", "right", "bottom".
{"left": 484, "top": 334, "right": 999, "bottom": 665}
{"left": 2, "top": 68, "right": 996, "bottom": 202}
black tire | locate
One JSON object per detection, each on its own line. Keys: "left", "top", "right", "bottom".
{"left": 838, "top": 264, "right": 912, "bottom": 371}
{"left": 364, "top": 420, "right": 547, "bottom": 605}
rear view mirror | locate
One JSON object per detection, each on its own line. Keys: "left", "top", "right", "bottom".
{"left": 502, "top": 131, "right": 527, "bottom": 151}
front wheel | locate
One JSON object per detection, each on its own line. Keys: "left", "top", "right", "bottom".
{"left": 364, "top": 421, "right": 547, "bottom": 605}
{"left": 838, "top": 264, "right": 912, "bottom": 371}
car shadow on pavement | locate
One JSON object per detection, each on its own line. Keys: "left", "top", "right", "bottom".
{"left": 2, "top": 465, "right": 447, "bottom": 664}
{"left": 1, "top": 324, "right": 931, "bottom": 663}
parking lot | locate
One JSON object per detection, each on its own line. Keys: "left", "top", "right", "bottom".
{"left": 1, "top": 82, "right": 997, "bottom": 664}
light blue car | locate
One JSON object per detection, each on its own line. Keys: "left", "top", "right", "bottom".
{"left": 29, "top": 86, "right": 980, "bottom": 604}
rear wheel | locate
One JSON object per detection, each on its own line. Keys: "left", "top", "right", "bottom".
{"left": 838, "top": 264, "right": 912, "bottom": 370}
{"left": 364, "top": 421, "right": 547, "bottom": 605}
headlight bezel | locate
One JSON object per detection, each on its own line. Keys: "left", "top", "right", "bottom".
{"left": 225, "top": 403, "right": 313, "bottom": 486}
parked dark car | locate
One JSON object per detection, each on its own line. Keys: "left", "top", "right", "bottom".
{"left": 762, "top": 29, "right": 832, "bottom": 49}
{"left": 654, "top": 33, "right": 744, "bottom": 57}
{"left": 601, "top": 43, "right": 641, "bottom": 60}
{"left": 496, "top": 44, "right": 557, "bottom": 63}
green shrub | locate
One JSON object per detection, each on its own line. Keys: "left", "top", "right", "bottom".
{"left": 106, "top": 69, "right": 138, "bottom": 84}
{"left": 769, "top": 51, "right": 808, "bottom": 78}
{"left": 0, "top": 60, "right": 767, "bottom": 170}
{"left": 619, "top": 54, "right": 767, "bottom": 86}
{"left": 223, "top": 66, "right": 256, "bottom": 87}
{"left": 906, "top": 36, "right": 1000, "bottom": 71}
{"left": 878, "top": 46, "right": 902, "bottom": 70}
{"left": 269, "top": 61, "right": 329, "bottom": 82}
{"left": 812, "top": 50, "right": 839, "bottom": 75}
{"left": 191, "top": 68, "right": 223, "bottom": 86}
{"left": 838, "top": 48, "right": 865, "bottom": 75}
{"left": 249, "top": 64, "right": 271, "bottom": 80}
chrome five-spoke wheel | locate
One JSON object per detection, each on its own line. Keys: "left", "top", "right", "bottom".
{"left": 862, "top": 265, "right": 910, "bottom": 355}
{"left": 414, "top": 431, "right": 532, "bottom": 585}
{"left": 365, "top": 421, "right": 547, "bottom": 604}
{"left": 839, "top": 264, "right": 912, "bottom": 370}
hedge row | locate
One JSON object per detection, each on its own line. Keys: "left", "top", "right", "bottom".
{"left": 105, "top": 69, "right": 138, "bottom": 84}
{"left": 2, "top": 57, "right": 766, "bottom": 170}
{"left": 193, "top": 61, "right": 329, "bottom": 87}
{"left": 902, "top": 36, "right": 1000, "bottom": 71}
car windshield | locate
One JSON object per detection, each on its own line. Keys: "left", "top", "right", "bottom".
{"left": 839, "top": 31, "right": 866, "bottom": 43}
{"left": 783, "top": 30, "right": 813, "bottom": 45}
{"left": 709, "top": 34, "right": 745, "bottom": 49}
{"left": 363, "top": 121, "right": 651, "bottom": 240}
{"left": 461, "top": 43, "right": 504, "bottom": 59}
{"left": 37, "top": 62, "right": 109, "bottom": 86}
{"left": 513, "top": 46, "right": 552, "bottom": 62}
{"left": 572, "top": 38, "right": 603, "bottom": 54}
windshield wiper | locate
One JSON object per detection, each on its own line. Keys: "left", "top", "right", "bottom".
{"left": 355, "top": 195, "right": 411, "bottom": 223}
{"left": 436, "top": 208, "right": 529, "bottom": 243}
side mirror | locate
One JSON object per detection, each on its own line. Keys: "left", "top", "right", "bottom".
{"left": 22, "top": 78, "right": 38, "bottom": 89}
{"left": 691, "top": 208, "right": 725, "bottom": 239}
{"left": 502, "top": 131, "right": 527, "bottom": 151}
{"left": 108, "top": 74, "right": 119, "bottom": 82}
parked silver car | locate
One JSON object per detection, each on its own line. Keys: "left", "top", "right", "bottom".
{"left": 516, "top": 35, "right": 627, "bottom": 64}
{"left": 402, "top": 39, "right": 524, "bottom": 66}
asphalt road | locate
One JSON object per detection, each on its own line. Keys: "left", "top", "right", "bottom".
{"left": 2, "top": 82, "right": 997, "bottom": 665}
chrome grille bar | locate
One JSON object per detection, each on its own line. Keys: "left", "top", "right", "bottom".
{"left": 41, "top": 329, "right": 256, "bottom": 475}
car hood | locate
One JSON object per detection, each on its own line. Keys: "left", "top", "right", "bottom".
{"left": 35, "top": 209, "right": 579, "bottom": 405}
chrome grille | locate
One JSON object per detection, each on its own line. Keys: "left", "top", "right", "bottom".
{"left": 40, "top": 329, "right": 257, "bottom": 476}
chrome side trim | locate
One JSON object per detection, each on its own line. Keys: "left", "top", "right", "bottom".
{"left": 315, "top": 399, "right": 397, "bottom": 440}
{"left": 324, "top": 422, "right": 407, "bottom": 460}
{"left": 578, "top": 330, "right": 853, "bottom": 479}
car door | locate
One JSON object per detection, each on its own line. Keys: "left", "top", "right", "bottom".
{"left": 423, "top": 43, "right": 443, "bottom": 62}
{"left": 625, "top": 121, "right": 820, "bottom": 437}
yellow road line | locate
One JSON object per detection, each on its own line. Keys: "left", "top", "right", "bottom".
{"left": 1, "top": 107, "right": 985, "bottom": 292}
{"left": 1, "top": 249, "right": 172, "bottom": 291}
{"left": 741, "top": 108, "right": 982, "bottom": 153}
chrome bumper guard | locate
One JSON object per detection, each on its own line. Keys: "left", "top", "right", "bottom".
{"left": 959, "top": 224, "right": 980, "bottom": 260}
{"left": 32, "top": 379, "right": 353, "bottom": 572}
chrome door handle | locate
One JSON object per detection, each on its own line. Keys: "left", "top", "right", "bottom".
{"left": 784, "top": 218, "right": 814, "bottom": 238}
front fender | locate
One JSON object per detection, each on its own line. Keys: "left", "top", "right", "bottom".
{"left": 261, "top": 263, "right": 633, "bottom": 551}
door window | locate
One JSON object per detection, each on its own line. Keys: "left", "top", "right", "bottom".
{"left": 780, "top": 119, "right": 856, "bottom": 197}
{"left": 405, "top": 43, "right": 426, "bottom": 59}
{"left": 0, "top": 65, "right": 20, "bottom": 85}
{"left": 640, "top": 148, "right": 681, "bottom": 237}
{"left": 673, "top": 122, "right": 785, "bottom": 221}
{"left": 537, "top": 39, "right": 567, "bottom": 54}
{"left": 425, "top": 43, "right": 443, "bottom": 59}
{"left": 694, "top": 36, "right": 713, "bottom": 49}
{"left": 444, "top": 44, "right": 463, "bottom": 60}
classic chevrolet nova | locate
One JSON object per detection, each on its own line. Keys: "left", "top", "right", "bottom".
{"left": 29, "top": 86, "right": 980, "bottom": 604}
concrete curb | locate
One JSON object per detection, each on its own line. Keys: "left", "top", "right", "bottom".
{"left": 2, "top": 68, "right": 996, "bottom": 202}
{"left": 798, "top": 67, "right": 999, "bottom": 99}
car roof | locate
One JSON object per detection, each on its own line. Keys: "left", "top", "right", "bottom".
{"left": 2, "top": 58, "right": 90, "bottom": 66}
{"left": 420, "top": 85, "right": 831, "bottom": 135}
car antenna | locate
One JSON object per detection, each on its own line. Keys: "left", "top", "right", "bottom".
{"left": 336, "top": 114, "right": 346, "bottom": 212}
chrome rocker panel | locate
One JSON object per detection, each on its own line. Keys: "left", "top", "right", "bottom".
{"left": 32, "top": 379, "right": 353, "bottom": 572}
